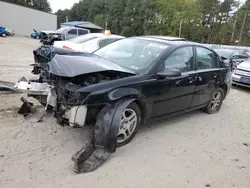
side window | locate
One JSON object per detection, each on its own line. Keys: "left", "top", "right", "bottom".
{"left": 165, "top": 46, "right": 194, "bottom": 72}
{"left": 196, "top": 47, "right": 214, "bottom": 69}
{"left": 78, "top": 29, "right": 88, "bottom": 36}
{"left": 106, "top": 39, "right": 119, "bottom": 45}
{"left": 68, "top": 29, "right": 77, "bottom": 35}
{"left": 99, "top": 39, "right": 108, "bottom": 48}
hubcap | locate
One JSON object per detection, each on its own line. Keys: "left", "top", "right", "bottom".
{"left": 117, "top": 109, "right": 137, "bottom": 144}
{"left": 210, "top": 92, "right": 222, "bottom": 111}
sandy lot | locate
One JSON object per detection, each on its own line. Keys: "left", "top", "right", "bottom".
{"left": 0, "top": 37, "right": 250, "bottom": 188}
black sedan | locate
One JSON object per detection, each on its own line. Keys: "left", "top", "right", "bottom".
{"left": 16, "top": 36, "right": 232, "bottom": 173}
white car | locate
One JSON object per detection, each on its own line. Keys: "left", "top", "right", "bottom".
{"left": 53, "top": 33, "right": 124, "bottom": 53}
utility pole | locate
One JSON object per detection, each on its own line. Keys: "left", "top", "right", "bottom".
{"left": 231, "top": 12, "right": 238, "bottom": 42}
{"left": 179, "top": 19, "right": 183, "bottom": 38}
{"left": 105, "top": 18, "right": 108, "bottom": 30}
{"left": 239, "top": 8, "right": 248, "bottom": 44}
{"left": 231, "top": 0, "right": 240, "bottom": 42}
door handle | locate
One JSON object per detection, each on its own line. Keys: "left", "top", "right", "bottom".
{"left": 188, "top": 77, "right": 195, "bottom": 83}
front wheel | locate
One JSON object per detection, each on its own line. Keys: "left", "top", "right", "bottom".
{"left": 117, "top": 102, "right": 141, "bottom": 147}
{"left": 203, "top": 88, "right": 224, "bottom": 114}
{"left": 1, "top": 33, "right": 7, "bottom": 37}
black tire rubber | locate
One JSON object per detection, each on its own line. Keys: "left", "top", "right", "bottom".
{"left": 203, "top": 87, "right": 224, "bottom": 114}
{"left": 117, "top": 102, "right": 141, "bottom": 147}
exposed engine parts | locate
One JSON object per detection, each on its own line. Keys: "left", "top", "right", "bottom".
{"left": 14, "top": 46, "right": 137, "bottom": 173}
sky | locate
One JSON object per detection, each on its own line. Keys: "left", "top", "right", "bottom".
{"left": 49, "top": 0, "right": 80, "bottom": 13}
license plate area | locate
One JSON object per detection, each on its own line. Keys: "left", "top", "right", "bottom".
{"left": 240, "top": 77, "right": 250, "bottom": 84}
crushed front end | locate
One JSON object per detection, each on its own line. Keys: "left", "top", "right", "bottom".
{"left": 14, "top": 51, "right": 136, "bottom": 173}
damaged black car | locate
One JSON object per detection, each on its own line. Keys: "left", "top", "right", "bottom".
{"left": 15, "top": 36, "right": 232, "bottom": 173}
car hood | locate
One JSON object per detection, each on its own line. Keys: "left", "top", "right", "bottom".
{"left": 40, "top": 30, "right": 62, "bottom": 35}
{"left": 48, "top": 54, "right": 135, "bottom": 77}
{"left": 237, "top": 61, "right": 250, "bottom": 71}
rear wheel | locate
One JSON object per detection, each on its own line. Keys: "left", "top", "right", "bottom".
{"left": 117, "top": 102, "right": 141, "bottom": 147}
{"left": 1, "top": 33, "right": 7, "bottom": 37}
{"left": 204, "top": 88, "right": 224, "bottom": 114}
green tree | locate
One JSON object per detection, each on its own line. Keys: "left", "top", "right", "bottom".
{"left": 32, "top": 0, "right": 51, "bottom": 12}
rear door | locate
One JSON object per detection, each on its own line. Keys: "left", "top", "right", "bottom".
{"left": 190, "top": 46, "right": 220, "bottom": 107}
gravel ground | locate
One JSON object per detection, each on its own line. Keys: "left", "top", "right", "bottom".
{"left": 0, "top": 37, "right": 250, "bottom": 188}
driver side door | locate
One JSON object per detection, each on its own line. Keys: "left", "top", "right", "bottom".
{"left": 150, "top": 46, "right": 197, "bottom": 117}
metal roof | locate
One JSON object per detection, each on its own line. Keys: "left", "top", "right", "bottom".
{"left": 61, "top": 21, "right": 103, "bottom": 30}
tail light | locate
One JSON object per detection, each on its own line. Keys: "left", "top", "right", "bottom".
{"left": 63, "top": 45, "right": 72, "bottom": 50}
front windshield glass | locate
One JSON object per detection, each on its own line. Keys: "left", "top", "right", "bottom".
{"left": 94, "top": 38, "right": 168, "bottom": 73}
{"left": 56, "top": 27, "right": 70, "bottom": 33}
{"left": 68, "top": 34, "right": 98, "bottom": 43}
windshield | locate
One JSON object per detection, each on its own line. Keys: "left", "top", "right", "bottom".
{"left": 68, "top": 34, "right": 99, "bottom": 44}
{"left": 94, "top": 38, "right": 168, "bottom": 73}
{"left": 214, "top": 49, "right": 234, "bottom": 59}
{"left": 56, "top": 27, "right": 70, "bottom": 33}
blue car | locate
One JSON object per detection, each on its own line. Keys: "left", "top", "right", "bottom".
{"left": 0, "top": 26, "right": 8, "bottom": 37}
{"left": 30, "top": 29, "right": 41, "bottom": 39}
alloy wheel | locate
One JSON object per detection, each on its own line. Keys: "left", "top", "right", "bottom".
{"left": 117, "top": 108, "right": 138, "bottom": 144}
{"left": 210, "top": 92, "right": 222, "bottom": 112}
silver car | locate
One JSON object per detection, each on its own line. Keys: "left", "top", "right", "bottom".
{"left": 232, "top": 60, "right": 250, "bottom": 87}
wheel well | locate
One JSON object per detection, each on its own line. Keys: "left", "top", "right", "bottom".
{"left": 219, "top": 84, "right": 227, "bottom": 99}
{"left": 134, "top": 100, "right": 147, "bottom": 125}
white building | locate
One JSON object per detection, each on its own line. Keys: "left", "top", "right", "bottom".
{"left": 0, "top": 1, "right": 57, "bottom": 36}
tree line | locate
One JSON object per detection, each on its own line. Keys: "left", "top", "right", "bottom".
{"left": 1, "top": 0, "right": 52, "bottom": 12}
{"left": 56, "top": 0, "right": 250, "bottom": 45}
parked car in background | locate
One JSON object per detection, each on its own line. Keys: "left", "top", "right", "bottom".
{"left": 232, "top": 60, "right": 250, "bottom": 88}
{"left": 30, "top": 29, "right": 41, "bottom": 39}
{"left": 213, "top": 48, "right": 250, "bottom": 69}
{"left": 0, "top": 26, "right": 8, "bottom": 37}
{"left": 53, "top": 33, "right": 125, "bottom": 53}
{"left": 40, "top": 27, "right": 90, "bottom": 45}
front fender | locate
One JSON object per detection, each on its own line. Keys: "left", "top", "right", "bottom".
{"left": 83, "top": 87, "right": 140, "bottom": 105}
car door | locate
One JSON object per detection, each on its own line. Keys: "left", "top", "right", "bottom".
{"left": 150, "top": 46, "right": 197, "bottom": 117}
{"left": 65, "top": 28, "right": 77, "bottom": 40}
{"left": 190, "top": 46, "right": 220, "bottom": 107}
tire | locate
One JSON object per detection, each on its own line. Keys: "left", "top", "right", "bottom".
{"left": 117, "top": 102, "right": 141, "bottom": 147}
{"left": 203, "top": 87, "right": 224, "bottom": 114}
{"left": 1, "top": 33, "right": 7, "bottom": 37}
{"left": 36, "top": 36, "right": 40, "bottom": 39}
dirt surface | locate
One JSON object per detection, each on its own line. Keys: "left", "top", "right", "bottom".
{"left": 0, "top": 37, "right": 250, "bottom": 188}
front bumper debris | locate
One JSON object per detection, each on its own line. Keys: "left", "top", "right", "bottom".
{"left": 14, "top": 80, "right": 51, "bottom": 96}
{"left": 72, "top": 99, "right": 135, "bottom": 173}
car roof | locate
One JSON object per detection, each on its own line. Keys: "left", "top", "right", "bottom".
{"left": 213, "top": 48, "right": 239, "bottom": 52}
{"left": 143, "top": 35, "right": 187, "bottom": 41}
{"left": 96, "top": 35, "right": 125, "bottom": 39}
{"left": 132, "top": 36, "right": 202, "bottom": 46}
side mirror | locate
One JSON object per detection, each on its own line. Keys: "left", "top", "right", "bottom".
{"left": 156, "top": 69, "right": 181, "bottom": 79}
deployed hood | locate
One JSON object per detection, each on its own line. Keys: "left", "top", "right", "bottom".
{"left": 237, "top": 61, "right": 250, "bottom": 71}
{"left": 49, "top": 54, "right": 135, "bottom": 77}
